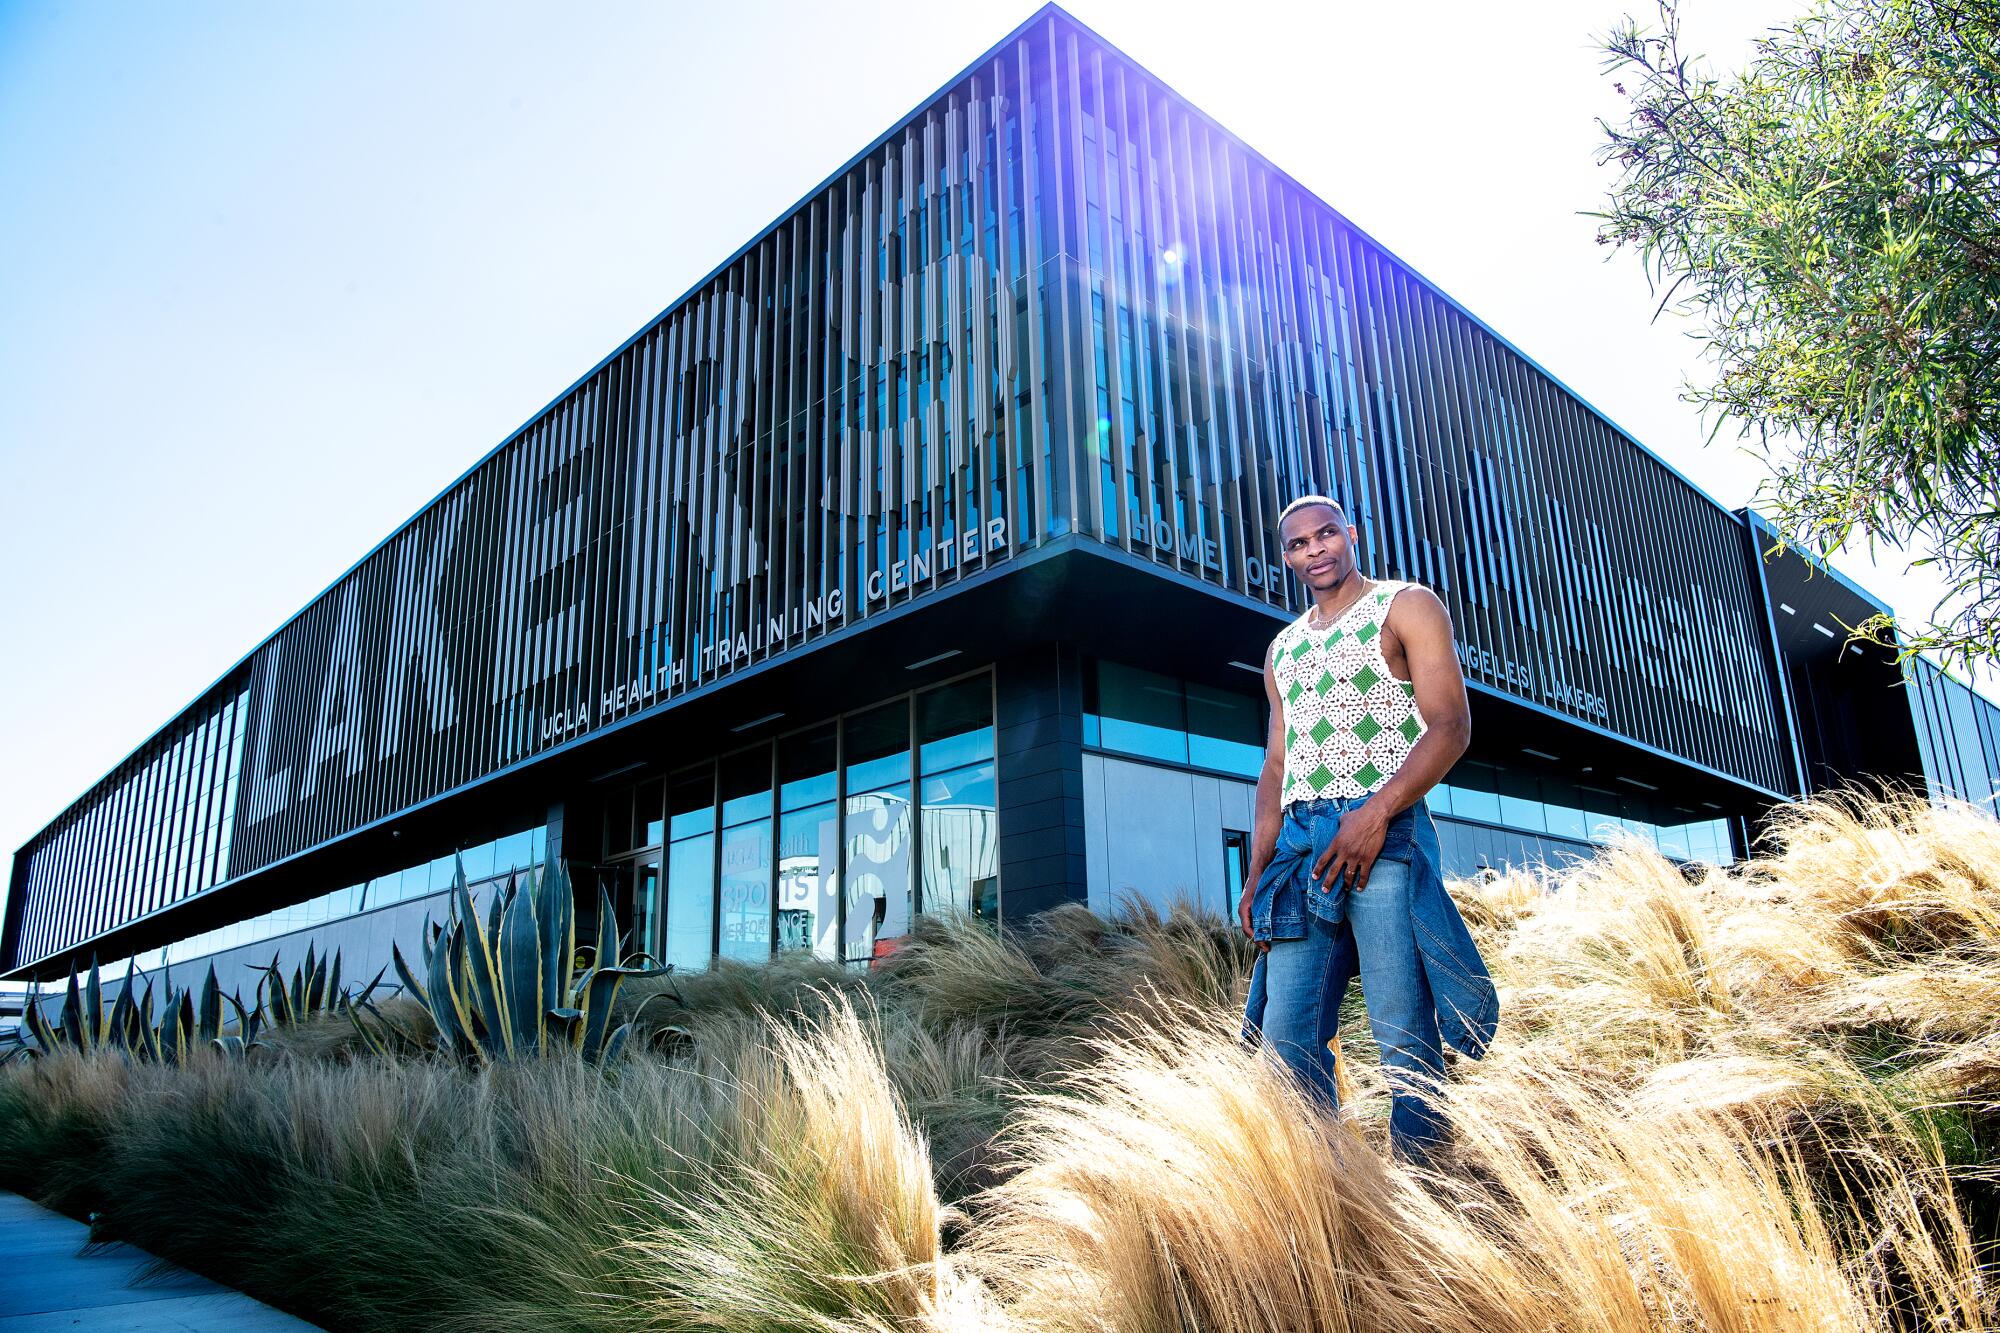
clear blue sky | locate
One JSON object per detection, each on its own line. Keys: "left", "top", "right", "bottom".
{"left": 0, "top": 0, "right": 1976, "bottom": 873}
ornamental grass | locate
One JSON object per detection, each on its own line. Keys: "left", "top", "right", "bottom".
{"left": 2, "top": 793, "right": 1995, "bottom": 1331}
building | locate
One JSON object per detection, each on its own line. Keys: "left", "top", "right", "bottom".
{"left": 7, "top": 5, "right": 1998, "bottom": 992}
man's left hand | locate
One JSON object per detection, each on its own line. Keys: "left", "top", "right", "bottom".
{"left": 1312, "top": 803, "right": 1388, "bottom": 894}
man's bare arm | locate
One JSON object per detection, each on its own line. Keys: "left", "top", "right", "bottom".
{"left": 1237, "top": 640, "right": 1287, "bottom": 941}
{"left": 1311, "top": 588, "right": 1471, "bottom": 893}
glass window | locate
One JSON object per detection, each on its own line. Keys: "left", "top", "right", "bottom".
{"left": 1186, "top": 682, "right": 1263, "bottom": 777}
{"left": 778, "top": 725, "right": 841, "bottom": 959}
{"left": 1089, "top": 660, "right": 1188, "bottom": 763}
{"left": 844, "top": 700, "right": 913, "bottom": 963}
{"left": 638, "top": 779, "right": 664, "bottom": 847}
{"left": 917, "top": 677, "right": 995, "bottom": 774}
{"left": 1544, "top": 802, "right": 1588, "bottom": 842}
{"left": 1223, "top": 831, "right": 1250, "bottom": 920}
{"left": 919, "top": 677, "right": 999, "bottom": 921}
{"left": 1453, "top": 785, "right": 1501, "bottom": 825}
{"left": 1498, "top": 794, "right": 1546, "bottom": 834}
{"left": 1580, "top": 789, "right": 1624, "bottom": 843}
{"left": 604, "top": 795, "right": 634, "bottom": 858}
{"left": 633, "top": 854, "right": 663, "bottom": 963}
{"left": 1428, "top": 783, "right": 1455, "bottom": 817}
{"left": 718, "top": 747, "right": 773, "bottom": 964}
{"left": 494, "top": 830, "right": 530, "bottom": 875}
{"left": 665, "top": 766, "right": 716, "bottom": 973}
{"left": 461, "top": 839, "right": 496, "bottom": 884}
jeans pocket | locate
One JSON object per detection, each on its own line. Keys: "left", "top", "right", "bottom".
{"left": 1277, "top": 812, "right": 1314, "bottom": 858}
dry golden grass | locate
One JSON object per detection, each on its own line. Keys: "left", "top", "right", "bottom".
{"left": 2, "top": 793, "right": 1994, "bottom": 1331}
{"left": 954, "top": 1014, "right": 1983, "bottom": 1333}
{"left": 935, "top": 794, "right": 2000, "bottom": 1330}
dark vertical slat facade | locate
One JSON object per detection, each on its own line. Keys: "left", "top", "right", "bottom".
{"left": 6, "top": 8, "right": 1803, "bottom": 974}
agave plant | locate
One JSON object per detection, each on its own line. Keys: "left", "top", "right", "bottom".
{"left": 12, "top": 944, "right": 390, "bottom": 1065}
{"left": 138, "top": 963, "right": 266, "bottom": 1064}
{"left": 363, "top": 855, "right": 673, "bottom": 1065}
{"left": 15, "top": 960, "right": 267, "bottom": 1064}
{"left": 250, "top": 944, "right": 384, "bottom": 1030}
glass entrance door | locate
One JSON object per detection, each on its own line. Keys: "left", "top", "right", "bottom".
{"left": 594, "top": 851, "right": 663, "bottom": 962}
{"left": 632, "top": 850, "right": 662, "bottom": 962}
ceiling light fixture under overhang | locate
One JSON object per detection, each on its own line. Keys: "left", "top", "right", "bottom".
{"left": 731, "top": 711, "right": 785, "bottom": 732}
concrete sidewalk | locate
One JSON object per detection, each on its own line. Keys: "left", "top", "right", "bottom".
{"left": 1, "top": 1192, "right": 321, "bottom": 1331}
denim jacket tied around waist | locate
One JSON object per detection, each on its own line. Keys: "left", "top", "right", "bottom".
{"left": 1250, "top": 793, "right": 1499, "bottom": 1059}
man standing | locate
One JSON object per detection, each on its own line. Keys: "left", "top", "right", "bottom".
{"left": 1237, "top": 495, "right": 1497, "bottom": 1165}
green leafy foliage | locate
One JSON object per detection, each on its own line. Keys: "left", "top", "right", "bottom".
{"left": 363, "top": 855, "right": 674, "bottom": 1065}
{"left": 1595, "top": 0, "right": 2000, "bottom": 665}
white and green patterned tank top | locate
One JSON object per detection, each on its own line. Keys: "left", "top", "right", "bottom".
{"left": 1271, "top": 579, "right": 1427, "bottom": 803}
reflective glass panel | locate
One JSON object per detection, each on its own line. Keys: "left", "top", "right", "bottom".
{"left": 461, "top": 839, "right": 496, "bottom": 883}
{"left": 920, "top": 761, "right": 998, "bottom": 919}
{"left": 638, "top": 779, "right": 665, "bottom": 846}
{"left": 719, "top": 748, "right": 773, "bottom": 963}
{"left": 1186, "top": 682, "right": 1263, "bottom": 777}
{"left": 665, "top": 767, "right": 716, "bottom": 971}
{"left": 633, "top": 852, "right": 663, "bottom": 960}
{"left": 918, "top": 677, "right": 998, "bottom": 920}
{"left": 1090, "top": 660, "right": 1188, "bottom": 763}
{"left": 917, "top": 677, "right": 995, "bottom": 774}
{"left": 1452, "top": 785, "right": 1501, "bottom": 825}
{"left": 778, "top": 725, "right": 840, "bottom": 959}
{"left": 1544, "top": 803, "right": 1588, "bottom": 842}
{"left": 844, "top": 701, "right": 913, "bottom": 963}
{"left": 1498, "top": 794, "right": 1546, "bottom": 834}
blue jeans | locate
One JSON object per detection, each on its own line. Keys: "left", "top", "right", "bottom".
{"left": 1243, "top": 855, "right": 1449, "bottom": 1163}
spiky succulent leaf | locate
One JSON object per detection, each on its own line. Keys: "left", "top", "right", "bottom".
{"left": 425, "top": 922, "right": 469, "bottom": 1054}
{"left": 453, "top": 873, "right": 509, "bottom": 1059}
{"left": 60, "top": 970, "right": 86, "bottom": 1052}
{"left": 342, "top": 1001, "right": 392, "bottom": 1059}
{"left": 497, "top": 876, "right": 543, "bottom": 1056}
{"left": 547, "top": 1006, "right": 584, "bottom": 1049}
{"left": 449, "top": 925, "right": 492, "bottom": 1058}
{"left": 355, "top": 998, "right": 426, "bottom": 1055}
{"left": 297, "top": 943, "right": 317, "bottom": 1017}
{"left": 224, "top": 991, "right": 261, "bottom": 1046}
{"left": 352, "top": 963, "right": 388, "bottom": 1009}
{"left": 24, "top": 984, "right": 58, "bottom": 1052}
{"left": 578, "top": 962, "right": 672, "bottom": 1062}
{"left": 168, "top": 990, "right": 197, "bottom": 1066}
{"left": 198, "top": 966, "right": 224, "bottom": 1043}
{"left": 596, "top": 1022, "right": 633, "bottom": 1066}
{"left": 107, "top": 965, "right": 140, "bottom": 1051}
{"left": 392, "top": 941, "right": 429, "bottom": 1009}
{"left": 537, "top": 858, "right": 575, "bottom": 1018}
{"left": 84, "top": 960, "right": 103, "bottom": 1047}
{"left": 260, "top": 956, "right": 293, "bottom": 1027}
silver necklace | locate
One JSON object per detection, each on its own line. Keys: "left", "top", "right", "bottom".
{"left": 1305, "top": 580, "right": 1370, "bottom": 632}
